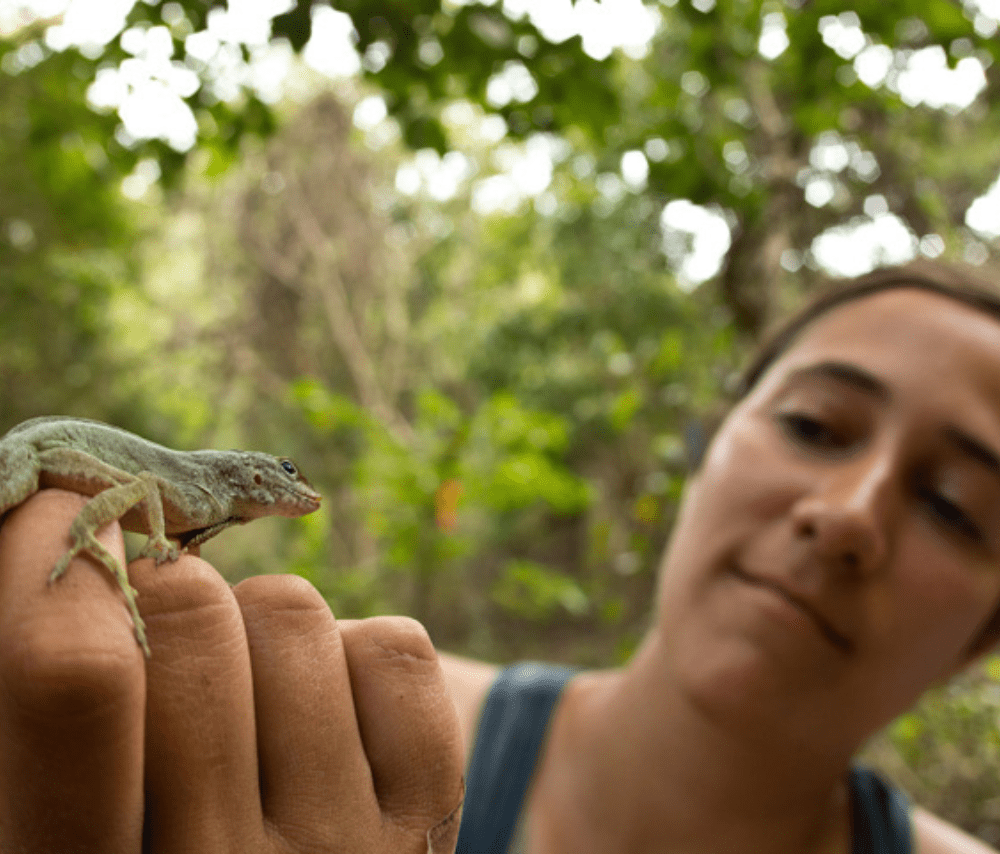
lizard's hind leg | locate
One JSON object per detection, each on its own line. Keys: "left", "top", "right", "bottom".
{"left": 52, "top": 528, "right": 149, "bottom": 656}
{"left": 50, "top": 476, "right": 162, "bottom": 656}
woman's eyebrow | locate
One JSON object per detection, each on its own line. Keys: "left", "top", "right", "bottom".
{"left": 790, "top": 363, "right": 1000, "bottom": 479}
{"left": 788, "top": 361, "right": 890, "bottom": 401}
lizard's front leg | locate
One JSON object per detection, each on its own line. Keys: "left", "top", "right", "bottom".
{"left": 133, "top": 476, "right": 181, "bottom": 565}
{"left": 38, "top": 448, "right": 181, "bottom": 567}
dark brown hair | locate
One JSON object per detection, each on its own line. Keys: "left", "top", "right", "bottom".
{"left": 685, "top": 261, "right": 1000, "bottom": 470}
{"left": 737, "top": 259, "right": 1000, "bottom": 398}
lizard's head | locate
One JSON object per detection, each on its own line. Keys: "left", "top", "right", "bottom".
{"left": 231, "top": 453, "right": 323, "bottom": 518}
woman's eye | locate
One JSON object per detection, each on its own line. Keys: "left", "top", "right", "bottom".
{"left": 921, "top": 488, "right": 983, "bottom": 543}
{"left": 778, "top": 413, "right": 844, "bottom": 449}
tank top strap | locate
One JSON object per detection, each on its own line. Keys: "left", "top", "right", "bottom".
{"left": 848, "top": 765, "right": 911, "bottom": 853}
{"left": 456, "top": 662, "right": 575, "bottom": 854}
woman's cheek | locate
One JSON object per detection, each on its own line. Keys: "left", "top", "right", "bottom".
{"left": 698, "top": 415, "right": 809, "bottom": 524}
{"left": 874, "top": 541, "right": 1000, "bottom": 682}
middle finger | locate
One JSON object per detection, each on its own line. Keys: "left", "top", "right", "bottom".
{"left": 137, "top": 554, "right": 264, "bottom": 853}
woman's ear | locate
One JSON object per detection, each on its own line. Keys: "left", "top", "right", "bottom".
{"left": 684, "top": 420, "right": 708, "bottom": 472}
{"left": 683, "top": 403, "right": 734, "bottom": 474}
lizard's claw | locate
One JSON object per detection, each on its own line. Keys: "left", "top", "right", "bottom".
{"left": 138, "top": 535, "right": 180, "bottom": 565}
{"left": 49, "top": 549, "right": 77, "bottom": 584}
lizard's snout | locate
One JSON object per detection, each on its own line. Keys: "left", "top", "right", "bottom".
{"left": 294, "top": 485, "right": 322, "bottom": 514}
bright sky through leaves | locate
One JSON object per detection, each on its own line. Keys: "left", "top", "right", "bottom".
{"left": 2, "top": 0, "right": 998, "bottom": 281}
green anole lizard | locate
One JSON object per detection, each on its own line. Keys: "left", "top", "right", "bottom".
{"left": 0, "top": 416, "right": 322, "bottom": 656}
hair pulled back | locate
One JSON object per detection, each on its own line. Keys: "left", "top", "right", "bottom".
{"left": 737, "top": 259, "right": 1000, "bottom": 399}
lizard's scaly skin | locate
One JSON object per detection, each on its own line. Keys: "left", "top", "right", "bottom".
{"left": 0, "top": 416, "right": 322, "bottom": 655}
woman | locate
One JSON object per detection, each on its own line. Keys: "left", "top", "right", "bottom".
{"left": 0, "top": 261, "right": 997, "bottom": 854}
{"left": 444, "top": 262, "right": 1000, "bottom": 853}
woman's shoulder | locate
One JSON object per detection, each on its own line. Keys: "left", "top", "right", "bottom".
{"left": 912, "top": 806, "right": 999, "bottom": 854}
{"left": 435, "top": 653, "right": 1000, "bottom": 854}
{"left": 437, "top": 651, "right": 500, "bottom": 754}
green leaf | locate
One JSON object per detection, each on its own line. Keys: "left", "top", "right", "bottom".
{"left": 491, "top": 559, "right": 589, "bottom": 619}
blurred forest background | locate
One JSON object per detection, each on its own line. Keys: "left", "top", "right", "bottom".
{"left": 3, "top": 0, "right": 1000, "bottom": 841}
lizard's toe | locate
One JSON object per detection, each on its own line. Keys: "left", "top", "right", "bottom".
{"left": 48, "top": 550, "right": 76, "bottom": 584}
{"left": 139, "top": 537, "right": 180, "bottom": 565}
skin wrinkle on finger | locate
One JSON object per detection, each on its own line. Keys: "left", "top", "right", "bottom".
{"left": 370, "top": 633, "right": 440, "bottom": 665}
{"left": 235, "top": 573, "right": 339, "bottom": 647}
{"left": 135, "top": 554, "right": 257, "bottom": 684}
{"left": 351, "top": 616, "right": 443, "bottom": 670}
{"left": 426, "top": 792, "right": 465, "bottom": 854}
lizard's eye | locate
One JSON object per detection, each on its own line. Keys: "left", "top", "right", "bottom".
{"left": 280, "top": 459, "right": 298, "bottom": 477}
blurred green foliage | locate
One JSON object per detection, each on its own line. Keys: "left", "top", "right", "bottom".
{"left": 863, "top": 658, "right": 1000, "bottom": 844}
{"left": 3, "top": 0, "right": 1000, "bottom": 840}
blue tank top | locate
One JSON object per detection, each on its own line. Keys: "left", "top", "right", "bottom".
{"left": 456, "top": 662, "right": 911, "bottom": 854}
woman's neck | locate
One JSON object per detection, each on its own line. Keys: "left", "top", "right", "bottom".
{"left": 522, "top": 635, "right": 855, "bottom": 854}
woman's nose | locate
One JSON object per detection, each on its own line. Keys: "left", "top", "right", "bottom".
{"left": 790, "top": 454, "right": 894, "bottom": 576}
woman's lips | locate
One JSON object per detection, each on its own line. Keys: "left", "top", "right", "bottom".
{"left": 730, "top": 565, "right": 854, "bottom": 654}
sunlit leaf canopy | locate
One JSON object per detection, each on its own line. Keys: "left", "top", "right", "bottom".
{"left": 2, "top": 0, "right": 999, "bottom": 329}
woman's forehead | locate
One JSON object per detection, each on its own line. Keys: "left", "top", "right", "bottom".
{"left": 756, "top": 287, "right": 1000, "bottom": 401}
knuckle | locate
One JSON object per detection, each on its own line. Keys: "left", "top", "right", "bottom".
{"left": 233, "top": 573, "right": 333, "bottom": 644}
{"left": 133, "top": 556, "right": 245, "bottom": 649}
{"left": 134, "top": 553, "right": 232, "bottom": 614}
{"left": 233, "top": 571, "right": 326, "bottom": 614}
{"left": 340, "top": 619, "right": 465, "bottom": 831}
{"left": 0, "top": 628, "right": 141, "bottom": 723}
{"left": 352, "top": 616, "right": 438, "bottom": 669}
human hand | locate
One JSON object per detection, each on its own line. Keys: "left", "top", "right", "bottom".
{"left": 0, "top": 489, "right": 464, "bottom": 854}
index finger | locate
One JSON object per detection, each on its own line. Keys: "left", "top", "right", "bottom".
{"left": 0, "top": 489, "right": 145, "bottom": 854}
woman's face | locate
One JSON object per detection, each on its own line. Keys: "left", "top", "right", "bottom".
{"left": 656, "top": 287, "right": 1000, "bottom": 751}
